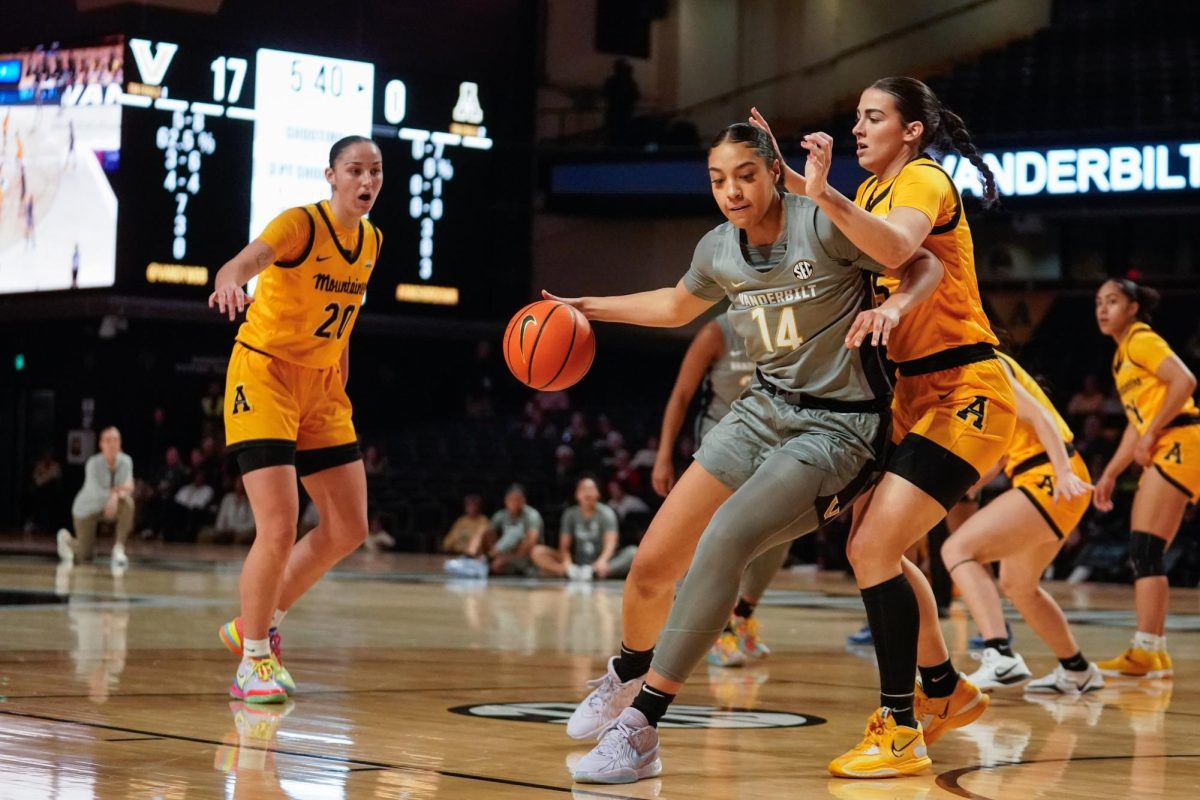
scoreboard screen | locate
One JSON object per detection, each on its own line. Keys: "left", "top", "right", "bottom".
{"left": 115, "top": 35, "right": 503, "bottom": 313}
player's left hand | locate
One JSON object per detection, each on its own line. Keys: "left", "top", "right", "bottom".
{"left": 800, "top": 132, "right": 834, "bottom": 198}
{"left": 1053, "top": 472, "right": 1093, "bottom": 503}
{"left": 592, "top": 560, "right": 610, "bottom": 579}
{"left": 845, "top": 306, "right": 900, "bottom": 348}
{"left": 1133, "top": 432, "right": 1156, "bottom": 466}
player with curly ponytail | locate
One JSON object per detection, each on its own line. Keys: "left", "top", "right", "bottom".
{"left": 751, "top": 77, "right": 1016, "bottom": 778}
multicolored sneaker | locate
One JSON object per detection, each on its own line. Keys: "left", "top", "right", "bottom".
{"left": 706, "top": 630, "right": 747, "bottom": 668}
{"left": 571, "top": 707, "right": 662, "bottom": 784}
{"left": 732, "top": 615, "right": 770, "bottom": 659}
{"left": 220, "top": 618, "right": 295, "bottom": 695}
{"left": 827, "top": 708, "right": 932, "bottom": 778}
{"left": 1096, "top": 647, "right": 1165, "bottom": 679}
{"left": 915, "top": 675, "right": 989, "bottom": 745}
{"left": 230, "top": 656, "right": 289, "bottom": 704}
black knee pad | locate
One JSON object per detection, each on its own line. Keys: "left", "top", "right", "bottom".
{"left": 1129, "top": 531, "right": 1166, "bottom": 579}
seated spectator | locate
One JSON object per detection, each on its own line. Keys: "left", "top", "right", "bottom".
{"left": 441, "top": 494, "right": 490, "bottom": 554}
{"left": 57, "top": 427, "right": 134, "bottom": 568}
{"left": 629, "top": 436, "right": 659, "bottom": 470}
{"left": 27, "top": 449, "right": 64, "bottom": 533}
{"left": 363, "top": 512, "right": 396, "bottom": 553}
{"left": 562, "top": 411, "right": 591, "bottom": 447}
{"left": 1066, "top": 374, "right": 1107, "bottom": 419}
{"left": 142, "top": 446, "right": 190, "bottom": 537}
{"left": 609, "top": 448, "right": 643, "bottom": 494}
{"left": 607, "top": 479, "right": 650, "bottom": 520}
{"left": 199, "top": 381, "right": 223, "bottom": 434}
{"left": 444, "top": 484, "right": 542, "bottom": 578}
{"left": 168, "top": 470, "right": 215, "bottom": 542}
{"left": 553, "top": 444, "right": 581, "bottom": 498}
{"left": 531, "top": 477, "right": 637, "bottom": 580}
{"left": 197, "top": 476, "right": 256, "bottom": 544}
{"left": 363, "top": 444, "right": 389, "bottom": 476}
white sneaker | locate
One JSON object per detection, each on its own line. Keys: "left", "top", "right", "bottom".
{"left": 566, "top": 656, "right": 645, "bottom": 740}
{"left": 571, "top": 707, "right": 662, "bottom": 784}
{"left": 1025, "top": 663, "right": 1105, "bottom": 695}
{"left": 966, "top": 648, "right": 1032, "bottom": 691}
{"left": 579, "top": 565, "right": 594, "bottom": 581}
{"left": 111, "top": 543, "right": 129, "bottom": 569}
{"left": 444, "top": 557, "right": 487, "bottom": 579}
{"left": 566, "top": 563, "right": 582, "bottom": 581}
{"left": 56, "top": 529, "right": 75, "bottom": 564}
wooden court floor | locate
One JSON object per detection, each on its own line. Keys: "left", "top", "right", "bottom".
{"left": 0, "top": 544, "right": 1197, "bottom": 799}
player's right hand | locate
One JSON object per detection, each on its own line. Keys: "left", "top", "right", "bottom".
{"left": 209, "top": 281, "right": 253, "bottom": 321}
{"left": 652, "top": 457, "right": 676, "bottom": 497}
{"left": 1091, "top": 473, "right": 1116, "bottom": 512}
{"left": 541, "top": 290, "right": 589, "bottom": 316}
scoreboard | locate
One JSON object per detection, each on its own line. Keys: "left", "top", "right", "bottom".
{"left": 118, "top": 35, "right": 503, "bottom": 313}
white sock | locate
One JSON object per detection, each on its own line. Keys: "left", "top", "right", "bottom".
{"left": 1132, "top": 631, "right": 1157, "bottom": 652}
{"left": 270, "top": 609, "right": 287, "bottom": 630}
{"left": 1156, "top": 635, "right": 1167, "bottom": 652}
{"left": 244, "top": 637, "right": 271, "bottom": 659}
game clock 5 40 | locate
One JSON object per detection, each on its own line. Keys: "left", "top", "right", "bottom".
{"left": 115, "top": 34, "right": 510, "bottom": 316}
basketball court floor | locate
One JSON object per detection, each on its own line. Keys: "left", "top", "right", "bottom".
{"left": 0, "top": 543, "right": 1197, "bottom": 799}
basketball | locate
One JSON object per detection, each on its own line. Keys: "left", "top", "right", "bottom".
{"left": 502, "top": 299, "right": 595, "bottom": 391}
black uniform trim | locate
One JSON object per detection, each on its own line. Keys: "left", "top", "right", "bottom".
{"left": 756, "top": 371, "right": 891, "bottom": 413}
{"left": 227, "top": 438, "right": 296, "bottom": 475}
{"left": 235, "top": 340, "right": 274, "bottom": 358}
{"left": 1165, "top": 413, "right": 1200, "bottom": 430}
{"left": 1153, "top": 464, "right": 1193, "bottom": 501}
{"left": 886, "top": 432, "right": 981, "bottom": 510}
{"left": 913, "top": 163, "right": 963, "bottom": 236}
{"left": 1016, "top": 486, "right": 1065, "bottom": 539}
{"left": 1010, "top": 443, "right": 1077, "bottom": 477}
{"left": 296, "top": 441, "right": 362, "bottom": 477}
{"left": 275, "top": 207, "right": 316, "bottom": 268}
{"left": 316, "top": 202, "right": 366, "bottom": 264}
{"left": 896, "top": 342, "right": 996, "bottom": 377}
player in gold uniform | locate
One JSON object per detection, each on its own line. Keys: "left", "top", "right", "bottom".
{"left": 208, "top": 136, "right": 383, "bottom": 703}
{"left": 941, "top": 352, "right": 1103, "bottom": 695}
{"left": 1093, "top": 279, "right": 1199, "bottom": 679}
{"left": 753, "top": 76, "right": 1016, "bottom": 777}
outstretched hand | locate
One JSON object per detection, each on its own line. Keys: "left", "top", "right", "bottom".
{"left": 800, "top": 132, "right": 834, "bottom": 199}
{"left": 208, "top": 281, "right": 253, "bottom": 321}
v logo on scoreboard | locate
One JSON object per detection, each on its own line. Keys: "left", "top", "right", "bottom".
{"left": 129, "top": 39, "right": 179, "bottom": 86}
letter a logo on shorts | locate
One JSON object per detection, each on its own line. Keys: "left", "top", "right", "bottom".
{"left": 955, "top": 396, "right": 988, "bottom": 430}
{"left": 1037, "top": 474, "right": 1055, "bottom": 495}
{"left": 231, "top": 384, "right": 251, "bottom": 415}
{"left": 1165, "top": 441, "right": 1183, "bottom": 464}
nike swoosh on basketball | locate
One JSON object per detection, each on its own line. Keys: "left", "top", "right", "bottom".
{"left": 316, "top": 255, "right": 332, "bottom": 261}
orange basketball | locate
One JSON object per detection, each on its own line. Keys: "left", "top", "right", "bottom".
{"left": 503, "top": 300, "right": 595, "bottom": 391}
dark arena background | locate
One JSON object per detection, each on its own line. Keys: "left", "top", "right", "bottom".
{"left": 0, "top": 1, "right": 1198, "bottom": 797}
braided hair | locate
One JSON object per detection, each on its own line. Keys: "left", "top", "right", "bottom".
{"left": 710, "top": 123, "right": 784, "bottom": 189}
{"left": 871, "top": 77, "right": 999, "bottom": 208}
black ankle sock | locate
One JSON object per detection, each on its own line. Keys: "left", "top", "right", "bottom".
{"left": 861, "top": 574, "right": 919, "bottom": 728}
{"left": 630, "top": 683, "right": 676, "bottom": 727}
{"left": 614, "top": 643, "right": 654, "bottom": 682}
{"left": 1059, "top": 651, "right": 1089, "bottom": 672}
{"left": 734, "top": 597, "right": 756, "bottom": 619}
{"left": 723, "top": 619, "right": 735, "bottom": 634}
{"left": 984, "top": 637, "right": 1014, "bottom": 657}
{"left": 919, "top": 658, "right": 960, "bottom": 699}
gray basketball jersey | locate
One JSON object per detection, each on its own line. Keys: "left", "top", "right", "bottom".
{"left": 684, "top": 193, "right": 890, "bottom": 402}
{"left": 698, "top": 313, "right": 755, "bottom": 428}
{"left": 490, "top": 506, "right": 543, "bottom": 553}
{"left": 560, "top": 503, "right": 619, "bottom": 563}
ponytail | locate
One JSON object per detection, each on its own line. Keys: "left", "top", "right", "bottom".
{"left": 1111, "top": 278, "right": 1161, "bottom": 323}
{"left": 939, "top": 106, "right": 999, "bottom": 208}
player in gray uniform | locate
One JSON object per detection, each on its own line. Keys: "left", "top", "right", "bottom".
{"left": 531, "top": 477, "right": 638, "bottom": 580}
{"left": 443, "top": 484, "right": 542, "bottom": 578}
{"left": 552, "top": 123, "right": 945, "bottom": 784}
{"left": 653, "top": 313, "right": 792, "bottom": 667}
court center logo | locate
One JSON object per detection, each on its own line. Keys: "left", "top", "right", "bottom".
{"left": 793, "top": 259, "right": 814, "bottom": 280}
{"left": 449, "top": 702, "right": 825, "bottom": 729}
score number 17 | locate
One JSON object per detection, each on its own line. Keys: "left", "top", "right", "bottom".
{"left": 211, "top": 56, "right": 248, "bottom": 103}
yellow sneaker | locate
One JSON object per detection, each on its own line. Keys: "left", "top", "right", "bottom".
{"left": 1096, "top": 647, "right": 1159, "bottom": 678}
{"left": 1156, "top": 650, "right": 1173, "bottom": 679}
{"left": 915, "top": 675, "right": 989, "bottom": 745}
{"left": 828, "top": 708, "right": 931, "bottom": 778}
{"left": 706, "top": 630, "right": 747, "bottom": 668}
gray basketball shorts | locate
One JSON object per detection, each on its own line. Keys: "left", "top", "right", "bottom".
{"left": 694, "top": 383, "right": 887, "bottom": 506}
